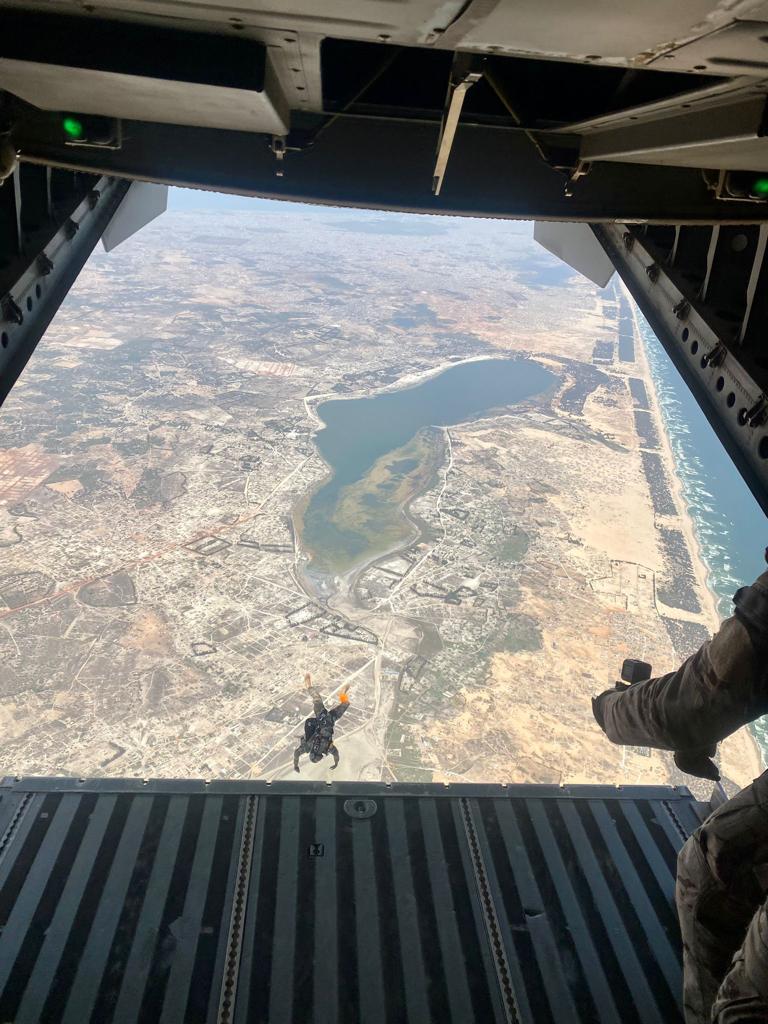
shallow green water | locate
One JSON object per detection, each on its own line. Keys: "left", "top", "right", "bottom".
{"left": 301, "top": 357, "right": 555, "bottom": 574}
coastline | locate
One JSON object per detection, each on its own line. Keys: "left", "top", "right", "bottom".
{"left": 627, "top": 283, "right": 764, "bottom": 784}
{"left": 628, "top": 287, "right": 720, "bottom": 628}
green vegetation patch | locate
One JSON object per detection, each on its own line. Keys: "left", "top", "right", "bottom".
{"left": 499, "top": 613, "right": 543, "bottom": 653}
{"left": 494, "top": 527, "right": 530, "bottom": 563}
{"left": 303, "top": 429, "right": 443, "bottom": 574}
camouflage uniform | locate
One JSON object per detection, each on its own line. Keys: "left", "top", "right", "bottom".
{"left": 592, "top": 569, "right": 768, "bottom": 1024}
{"left": 677, "top": 772, "right": 768, "bottom": 1023}
{"left": 293, "top": 686, "right": 349, "bottom": 772}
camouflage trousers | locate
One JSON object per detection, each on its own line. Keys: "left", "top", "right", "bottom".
{"left": 677, "top": 770, "right": 768, "bottom": 1023}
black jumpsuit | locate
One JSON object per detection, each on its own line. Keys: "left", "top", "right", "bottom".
{"left": 293, "top": 686, "right": 349, "bottom": 771}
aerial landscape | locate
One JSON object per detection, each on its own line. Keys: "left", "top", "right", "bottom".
{"left": 0, "top": 194, "right": 761, "bottom": 791}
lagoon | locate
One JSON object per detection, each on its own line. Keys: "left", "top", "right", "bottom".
{"left": 300, "top": 357, "right": 554, "bottom": 574}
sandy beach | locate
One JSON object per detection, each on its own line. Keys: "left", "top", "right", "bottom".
{"left": 628, "top": 286, "right": 763, "bottom": 788}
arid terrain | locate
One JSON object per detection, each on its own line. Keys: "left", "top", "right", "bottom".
{"left": 0, "top": 199, "right": 760, "bottom": 791}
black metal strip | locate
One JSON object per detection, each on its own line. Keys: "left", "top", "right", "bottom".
{"left": 190, "top": 795, "right": 241, "bottom": 1024}
{"left": 557, "top": 800, "right": 667, "bottom": 1023}
{"left": 59, "top": 795, "right": 153, "bottom": 1023}
{"left": 311, "top": 797, "right": 339, "bottom": 1024}
{"left": 459, "top": 797, "right": 521, "bottom": 1024}
{"left": 265, "top": 796, "right": 301, "bottom": 1024}
{"left": 382, "top": 798, "right": 432, "bottom": 1023}
{"left": 138, "top": 795, "right": 207, "bottom": 1021}
{"left": 587, "top": 800, "right": 681, "bottom": 995}
{"left": 526, "top": 799, "right": 622, "bottom": 1023}
{"left": 437, "top": 800, "right": 500, "bottom": 1022}
{"left": 369, "top": 798, "right": 408, "bottom": 1023}
{"left": 111, "top": 795, "right": 190, "bottom": 1023}
{"left": 14, "top": 794, "right": 117, "bottom": 1024}
{"left": 0, "top": 793, "right": 61, "bottom": 907}
{"left": 0, "top": 791, "right": 34, "bottom": 871}
{"left": 499, "top": 799, "right": 581, "bottom": 1023}
{"left": 18, "top": 108, "right": 768, "bottom": 225}
{"left": 217, "top": 794, "right": 257, "bottom": 1024}
{"left": 0, "top": 794, "right": 81, "bottom": 998}
{"left": 611, "top": 799, "right": 679, "bottom": 899}
{"left": 350, "top": 803, "right": 387, "bottom": 1024}
{"left": 158, "top": 796, "right": 224, "bottom": 1024}
{"left": 662, "top": 798, "right": 695, "bottom": 845}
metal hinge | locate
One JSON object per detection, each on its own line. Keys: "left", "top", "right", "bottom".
{"left": 1, "top": 293, "right": 23, "bottom": 324}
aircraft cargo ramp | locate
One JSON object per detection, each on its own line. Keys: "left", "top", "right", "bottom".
{"left": 0, "top": 777, "right": 707, "bottom": 1023}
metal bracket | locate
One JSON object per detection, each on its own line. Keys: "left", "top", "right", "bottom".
{"left": 1, "top": 293, "right": 23, "bottom": 325}
{"left": 673, "top": 298, "right": 690, "bottom": 320}
{"left": 433, "top": 57, "right": 484, "bottom": 196}
{"left": 702, "top": 342, "right": 727, "bottom": 369}
{"left": 271, "top": 135, "right": 286, "bottom": 178}
{"left": 739, "top": 395, "right": 768, "bottom": 428}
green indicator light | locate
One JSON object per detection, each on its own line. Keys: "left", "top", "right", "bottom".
{"left": 62, "top": 116, "right": 83, "bottom": 140}
{"left": 752, "top": 177, "right": 768, "bottom": 196}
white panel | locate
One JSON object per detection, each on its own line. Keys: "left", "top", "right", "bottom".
{"left": 533, "top": 221, "right": 615, "bottom": 288}
{"left": 647, "top": 19, "right": 768, "bottom": 75}
{"left": 102, "top": 181, "right": 168, "bottom": 252}
{"left": 458, "top": 0, "right": 724, "bottom": 62}
{"left": 0, "top": 58, "right": 289, "bottom": 135}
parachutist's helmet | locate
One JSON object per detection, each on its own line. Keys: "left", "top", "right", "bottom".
{"left": 310, "top": 750, "right": 323, "bottom": 763}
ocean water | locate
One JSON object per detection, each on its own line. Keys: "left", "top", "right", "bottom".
{"left": 637, "top": 308, "right": 768, "bottom": 763}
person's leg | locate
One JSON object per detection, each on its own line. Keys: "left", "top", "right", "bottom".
{"left": 309, "top": 688, "right": 325, "bottom": 717}
{"left": 712, "top": 898, "right": 768, "bottom": 1022}
{"left": 304, "top": 673, "right": 326, "bottom": 716}
{"left": 676, "top": 836, "right": 758, "bottom": 1022}
{"left": 676, "top": 773, "right": 768, "bottom": 1023}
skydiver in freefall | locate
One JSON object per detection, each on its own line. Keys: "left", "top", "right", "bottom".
{"left": 293, "top": 672, "right": 351, "bottom": 772}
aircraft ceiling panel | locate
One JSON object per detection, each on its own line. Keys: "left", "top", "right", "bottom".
{"left": 403, "top": 0, "right": 741, "bottom": 63}
{"left": 647, "top": 19, "right": 768, "bottom": 76}
{"left": 0, "top": 0, "right": 760, "bottom": 67}
{"left": 0, "top": 0, "right": 462, "bottom": 42}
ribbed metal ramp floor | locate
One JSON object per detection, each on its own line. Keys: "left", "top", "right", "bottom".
{"left": 0, "top": 778, "right": 705, "bottom": 1024}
